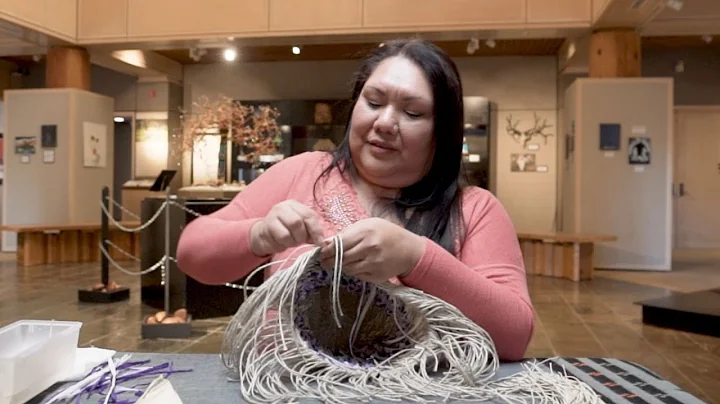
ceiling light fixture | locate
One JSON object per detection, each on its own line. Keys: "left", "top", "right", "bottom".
{"left": 485, "top": 39, "right": 496, "bottom": 49}
{"left": 223, "top": 48, "right": 237, "bottom": 62}
{"left": 189, "top": 47, "right": 207, "bottom": 62}
{"left": 702, "top": 34, "right": 713, "bottom": 44}
{"left": 466, "top": 38, "right": 479, "bottom": 55}
{"left": 666, "top": 0, "right": 683, "bottom": 11}
{"left": 674, "top": 60, "right": 685, "bottom": 73}
{"left": 292, "top": 46, "right": 301, "bottom": 55}
{"left": 114, "top": 117, "right": 125, "bottom": 123}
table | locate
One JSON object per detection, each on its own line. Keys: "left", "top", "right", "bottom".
{"left": 33, "top": 353, "right": 702, "bottom": 403}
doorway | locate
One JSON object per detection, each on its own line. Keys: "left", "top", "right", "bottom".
{"left": 673, "top": 107, "right": 720, "bottom": 249}
{"left": 113, "top": 114, "right": 134, "bottom": 221}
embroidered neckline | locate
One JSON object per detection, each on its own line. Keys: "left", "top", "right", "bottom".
{"left": 313, "top": 168, "right": 370, "bottom": 234}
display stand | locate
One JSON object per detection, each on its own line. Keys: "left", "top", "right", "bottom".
{"left": 78, "top": 186, "right": 131, "bottom": 303}
{"left": 141, "top": 170, "right": 192, "bottom": 339}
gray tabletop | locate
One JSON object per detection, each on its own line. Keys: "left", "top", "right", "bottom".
{"left": 35, "top": 353, "right": 703, "bottom": 404}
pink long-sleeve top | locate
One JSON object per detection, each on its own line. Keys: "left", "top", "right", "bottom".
{"left": 176, "top": 151, "right": 535, "bottom": 361}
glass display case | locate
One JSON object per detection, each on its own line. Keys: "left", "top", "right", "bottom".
{"left": 461, "top": 96, "right": 491, "bottom": 190}
{"left": 192, "top": 97, "right": 492, "bottom": 190}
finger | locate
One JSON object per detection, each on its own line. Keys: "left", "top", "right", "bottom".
{"left": 354, "top": 272, "right": 383, "bottom": 283}
{"left": 318, "top": 239, "right": 339, "bottom": 260}
{"left": 339, "top": 242, "right": 372, "bottom": 267}
{"left": 276, "top": 212, "right": 308, "bottom": 246}
{"left": 320, "top": 224, "right": 365, "bottom": 259}
{"left": 319, "top": 257, "right": 336, "bottom": 271}
{"left": 265, "top": 218, "right": 295, "bottom": 249}
{"left": 288, "top": 204, "right": 325, "bottom": 245}
{"left": 338, "top": 251, "right": 369, "bottom": 277}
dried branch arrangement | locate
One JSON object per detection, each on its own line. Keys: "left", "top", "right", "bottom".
{"left": 177, "top": 95, "right": 281, "bottom": 165}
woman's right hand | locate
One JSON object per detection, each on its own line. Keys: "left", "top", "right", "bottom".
{"left": 249, "top": 200, "right": 325, "bottom": 257}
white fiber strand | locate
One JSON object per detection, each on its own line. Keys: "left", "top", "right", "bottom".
{"left": 221, "top": 235, "right": 603, "bottom": 403}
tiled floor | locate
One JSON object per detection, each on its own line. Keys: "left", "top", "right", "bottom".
{"left": 1, "top": 252, "right": 719, "bottom": 402}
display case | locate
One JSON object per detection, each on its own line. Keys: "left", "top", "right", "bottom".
{"left": 190, "top": 97, "right": 492, "bottom": 189}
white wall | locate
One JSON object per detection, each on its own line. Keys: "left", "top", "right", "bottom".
{"left": 183, "top": 56, "right": 558, "bottom": 232}
{"left": 2, "top": 89, "right": 114, "bottom": 251}
{"left": 563, "top": 78, "right": 673, "bottom": 270}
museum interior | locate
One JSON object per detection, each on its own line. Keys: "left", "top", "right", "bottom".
{"left": 0, "top": 0, "right": 719, "bottom": 402}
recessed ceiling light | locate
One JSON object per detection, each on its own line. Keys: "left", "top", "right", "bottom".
{"left": 114, "top": 117, "right": 125, "bottom": 123}
{"left": 223, "top": 48, "right": 237, "bottom": 62}
{"left": 292, "top": 46, "right": 301, "bottom": 55}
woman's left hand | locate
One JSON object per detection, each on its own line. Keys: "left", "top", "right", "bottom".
{"left": 318, "top": 218, "right": 426, "bottom": 283}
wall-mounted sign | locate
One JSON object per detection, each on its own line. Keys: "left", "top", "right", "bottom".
{"left": 629, "top": 137, "right": 651, "bottom": 165}
{"left": 599, "top": 123, "right": 621, "bottom": 151}
{"left": 631, "top": 125, "right": 647, "bottom": 135}
{"left": 43, "top": 149, "right": 55, "bottom": 164}
{"left": 41, "top": 125, "right": 57, "bottom": 148}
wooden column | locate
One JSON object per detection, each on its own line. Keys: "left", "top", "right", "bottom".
{"left": 46, "top": 47, "right": 91, "bottom": 90}
{"left": 0, "top": 66, "right": 12, "bottom": 100}
{"left": 589, "top": 29, "right": 641, "bottom": 78}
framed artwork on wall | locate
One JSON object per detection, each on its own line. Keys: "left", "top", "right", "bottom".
{"left": 41, "top": 125, "right": 58, "bottom": 148}
{"left": 83, "top": 122, "right": 108, "bottom": 168}
{"left": 629, "top": 137, "right": 651, "bottom": 165}
{"left": 599, "top": 123, "right": 621, "bottom": 151}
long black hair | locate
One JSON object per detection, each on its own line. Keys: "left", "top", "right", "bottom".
{"left": 314, "top": 39, "right": 466, "bottom": 255}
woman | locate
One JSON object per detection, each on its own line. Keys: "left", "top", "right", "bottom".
{"left": 176, "top": 39, "right": 535, "bottom": 361}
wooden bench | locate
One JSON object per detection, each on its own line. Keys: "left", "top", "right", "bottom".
{"left": 517, "top": 232, "right": 618, "bottom": 282}
{"left": 0, "top": 222, "right": 142, "bottom": 267}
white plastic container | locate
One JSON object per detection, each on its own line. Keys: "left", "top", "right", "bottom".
{"left": 0, "top": 320, "right": 82, "bottom": 404}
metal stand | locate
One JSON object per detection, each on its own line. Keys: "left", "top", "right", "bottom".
{"left": 78, "top": 186, "right": 130, "bottom": 303}
{"left": 141, "top": 170, "right": 191, "bottom": 339}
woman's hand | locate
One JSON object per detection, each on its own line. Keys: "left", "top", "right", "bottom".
{"left": 318, "top": 218, "right": 426, "bottom": 283}
{"left": 249, "top": 200, "right": 325, "bottom": 256}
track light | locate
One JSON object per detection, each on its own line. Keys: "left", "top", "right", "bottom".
{"left": 189, "top": 47, "right": 207, "bottom": 62}
{"left": 223, "top": 48, "right": 237, "bottom": 62}
{"left": 466, "top": 38, "right": 479, "bottom": 55}
{"left": 666, "top": 0, "right": 683, "bottom": 11}
{"left": 674, "top": 60, "right": 685, "bottom": 73}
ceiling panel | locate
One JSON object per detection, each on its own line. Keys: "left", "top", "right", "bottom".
{"left": 155, "top": 38, "right": 565, "bottom": 64}
{"left": 642, "top": 35, "right": 720, "bottom": 49}
{"left": 654, "top": 0, "right": 720, "bottom": 19}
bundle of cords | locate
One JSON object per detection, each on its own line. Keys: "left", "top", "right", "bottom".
{"left": 43, "top": 355, "right": 191, "bottom": 404}
{"left": 222, "top": 235, "right": 603, "bottom": 404}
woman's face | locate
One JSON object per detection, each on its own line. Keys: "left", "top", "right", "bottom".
{"left": 348, "top": 56, "right": 435, "bottom": 190}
